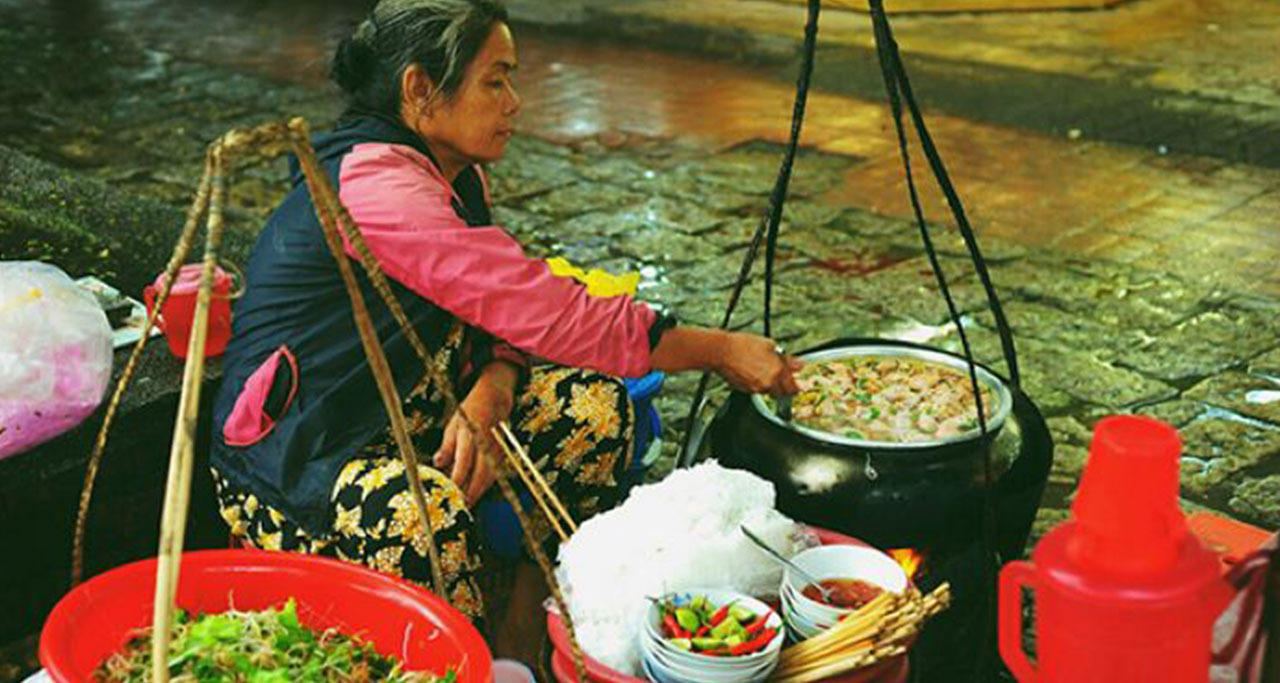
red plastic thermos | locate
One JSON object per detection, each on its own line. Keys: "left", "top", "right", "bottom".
{"left": 999, "top": 415, "right": 1235, "bottom": 683}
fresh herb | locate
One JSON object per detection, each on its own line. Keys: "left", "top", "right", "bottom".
{"left": 95, "top": 599, "right": 452, "bottom": 683}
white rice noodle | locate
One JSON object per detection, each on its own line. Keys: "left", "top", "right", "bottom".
{"left": 555, "top": 461, "right": 812, "bottom": 675}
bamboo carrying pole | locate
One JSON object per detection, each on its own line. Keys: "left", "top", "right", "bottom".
{"left": 70, "top": 152, "right": 215, "bottom": 588}
{"left": 74, "top": 117, "right": 590, "bottom": 683}
{"left": 286, "top": 120, "right": 451, "bottom": 599}
{"left": 150, "top": 144, "right": 231, "bottom": 683}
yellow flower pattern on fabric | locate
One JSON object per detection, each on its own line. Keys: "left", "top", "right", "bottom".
{"left": 334, "top": 459, "right": 366, "bottom": 492}
{"left": 555, "top": 425, "right": 596, "bottom": 469}
{"left": 568, "top": 380, "right": 622, "bottom": 440}
{"left": 257, "top": 530, "right": 283, "bottom": 551}
{"left": 449, "top": 579, "right": 483, "bottom": 620}
{"left": 373, "top": 545, "right": 405, "bottom": 574}
{"left": 334, "top": 503, "right": 362, "bottom": 536}
{"left": 210, "top": 361, "right": 633, "bottom": 628}
{"left": 440, "top": 539, "right": 469, "bottom": 576}
{"left": 519, "top": 368, "right": 568, "bottom": 434}
{"left": 576, "top": 451, "right": 619, "bottom": 487}
{"left": 358, "top": 460, "right": 401, "bottom": 497}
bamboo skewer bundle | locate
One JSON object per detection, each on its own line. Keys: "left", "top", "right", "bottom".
{"left": 769, "top": 583, "right": 951, "bottom": 683}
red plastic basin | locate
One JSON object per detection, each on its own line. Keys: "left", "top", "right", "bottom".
{"left": 546, "top": 527, "right": 911, "bottom": 683}
{"left": 41, "top": 549, "right": 492, "bottom": 683}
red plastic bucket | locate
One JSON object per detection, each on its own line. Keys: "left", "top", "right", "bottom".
{"left": 143, "top": 264, "right": 235, "bottom": 359}
{"left": 546, "top": 527, "right": 911, "bottom": 683}
{"left": 40, "top": 549, "right": 493, "bottom": 683}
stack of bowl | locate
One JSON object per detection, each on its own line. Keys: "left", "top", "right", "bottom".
{"left": 780, "top": 546, "right": 909, "bottom": 640}
{"left": 637, "top": 589, "right": 785, "bottom": 683}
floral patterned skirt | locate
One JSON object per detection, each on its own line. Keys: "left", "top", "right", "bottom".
{"left": 211, "top": 364, "right": 635, "bottom": 622}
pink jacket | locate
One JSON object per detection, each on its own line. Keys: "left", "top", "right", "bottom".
{"left": 337, "top": 142, "right": 659, "bottom": 378}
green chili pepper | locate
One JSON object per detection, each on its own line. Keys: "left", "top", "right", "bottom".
{"left": 675, "top": 607, "right": 700, "bottom": 633}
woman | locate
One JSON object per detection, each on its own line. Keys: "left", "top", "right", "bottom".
{"left": 209, "top": 0, "right": 798, "bottom": 637}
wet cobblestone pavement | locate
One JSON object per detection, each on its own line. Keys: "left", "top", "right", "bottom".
{"left": 2, "top": 0, "right": 1278, "bottom": 545}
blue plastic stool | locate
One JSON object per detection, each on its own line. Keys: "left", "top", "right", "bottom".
{"left": 476, "top": 371, "right": 665, "bottom": 560}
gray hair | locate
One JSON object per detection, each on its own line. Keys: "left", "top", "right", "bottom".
{"left": 331, "top": 0, "right": 509, "bottom": 118}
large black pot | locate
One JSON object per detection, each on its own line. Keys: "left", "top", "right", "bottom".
{"left": 704, "top": 337, "right": 1052, "bottom": 561}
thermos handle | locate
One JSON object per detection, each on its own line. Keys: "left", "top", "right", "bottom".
{"left": 142, "top": 285, "right": 167, "bottom": 333}
{"left": 999, "top": 560, "right": 1039, "bottom": 682}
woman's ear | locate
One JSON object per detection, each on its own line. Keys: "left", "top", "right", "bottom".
{"left": 400, "top": 63, "right": 436, "bottom": 117}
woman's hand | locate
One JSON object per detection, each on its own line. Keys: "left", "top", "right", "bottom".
{"left": 433, "top": 360, "right": 520, "bottom": 506}
{"left": 715, "top": 332, "right": 803, "bottom": 396}
{"left": 650, "top": 327, "right": 802, "bottom": 396}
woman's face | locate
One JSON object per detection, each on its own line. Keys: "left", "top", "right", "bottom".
{"left": 415, "top": 23, "right": 521, "bottom": 170}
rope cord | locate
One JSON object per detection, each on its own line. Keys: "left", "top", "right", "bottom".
{"left": 676, "top": 0, "right": 822, "bottom": 467}
{"left": 866, "top": 3, "right": 1017, "bottom": 680}
{"left": 763, "top": 0, "right": 823, "bottom": 338}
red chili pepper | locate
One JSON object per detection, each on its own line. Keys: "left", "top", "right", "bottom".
{"left": 744, "top": 608, "right": 774, "bottom": 636}
{"left": 695, "top": 625, "right": 710, "bottom": 637}
{"left": 707, "top": 601, "right": 737, "bottom": 627}
{"left": 729, "top": 628, "right": 777, "bottom": 656}
{"left": 662, "top": 612, "right": 689, "bottom": 639}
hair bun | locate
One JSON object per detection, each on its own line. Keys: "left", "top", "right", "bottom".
{"left": 330, "top": 22, "right": 378, "bottom": 95}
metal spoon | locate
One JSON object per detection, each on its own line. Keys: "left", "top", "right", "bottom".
{"left": 776, "top": 394, "right": 793, "bottom": 422}
{"left": 740, "top": 525, "right": 834, "bottom": 603}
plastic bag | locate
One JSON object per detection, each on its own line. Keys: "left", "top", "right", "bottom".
{"left": 0, "top": 262, "right": 112, "bottom": 459}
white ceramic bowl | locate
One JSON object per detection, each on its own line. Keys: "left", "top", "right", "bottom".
{"left": 781, "top": 545, "right": 908, "bottom": 633}
{"left": 638, "top": 588, "right": 784, "bottom": 682}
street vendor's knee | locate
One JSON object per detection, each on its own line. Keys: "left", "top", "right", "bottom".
{"left": 331, "top": 456, "right": 473, "bottom": 540}
{"left": 565, "top": 371, "right": 635, "bottom": 446}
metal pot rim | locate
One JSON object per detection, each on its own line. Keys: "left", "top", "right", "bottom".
{"left": 752, "top": 344, "right": 1014, "bottom": 449}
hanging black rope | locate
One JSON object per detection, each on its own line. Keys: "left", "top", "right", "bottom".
{"left": 868, "top": 2, "right": 1020, "bottom": 390}
{"left": 676, "top": 0, "right": 821, "bottom": 468}
{"left": 762, "top": 1, "right": 823, "bottom": 337}
{"left": 866, "top": 3, "right": 1011, "bottom": 680}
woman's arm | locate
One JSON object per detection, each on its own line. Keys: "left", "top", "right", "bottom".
{"left": 338, "top": 142, "right": 657, "bottom": 378}
{"left": 652, "top": 326, "right": 802, "bottom": 396}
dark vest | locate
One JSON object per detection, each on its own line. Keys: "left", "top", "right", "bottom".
{"left": 210, "top": 114, "right": 492, "bottom": 535}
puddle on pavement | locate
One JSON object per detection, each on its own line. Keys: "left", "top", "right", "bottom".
{"left": 1245, "top": 390, "right": 1280, "bottom": 405}
{"left": 810, "top": 245, "right": 917, "bottom": 277}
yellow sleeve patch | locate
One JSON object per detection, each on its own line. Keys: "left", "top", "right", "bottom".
{"left": 545, "top": 257, "right": 640, "bottom": 298}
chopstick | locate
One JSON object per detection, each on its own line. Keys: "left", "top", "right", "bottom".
{"left": 490, "top": 421, "right": 578, "bottom": 541}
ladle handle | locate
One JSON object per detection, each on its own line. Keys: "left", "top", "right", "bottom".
{"left": 740, "top": 526, "right": 823, "bottom": 588}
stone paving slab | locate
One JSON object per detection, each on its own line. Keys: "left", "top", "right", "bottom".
{"left": 1230, "top": 476, "right": 1280, "bottom": 530}
{"left": 1178, "top": 417, "right": 1280, "bottom": 498}
{"left": 1109, "top": 305, "right": 1280, "bottom": 385}
{"left": 1136, "top": 399, "right": 1211, "bottom": 430}
{"left": 508, "top": 0, "right": 1280, "bottom": 168}
{"left": 1185, "top": 372, "right": 1280, "bottom": 426}
{"left": 1252, "top": 348, "right": 1280, "bottom": 377}
{"left": 3, "top": 4, "right": 1280, "bottom": 537}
